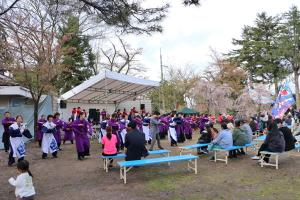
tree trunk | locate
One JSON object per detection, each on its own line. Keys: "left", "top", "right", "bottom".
{"left": 294, "top": 71, "right": 300, "bottom": 109}
{"left": 33, "top": 101, "right": 39, "bottom": 141}
{"left": 274, "top": 78, "right": 279, "bottom": 96}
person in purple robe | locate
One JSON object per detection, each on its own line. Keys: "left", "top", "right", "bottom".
{"left": 37, "top": 115, "right": 46, "bottom": 147}
{"left": 159, "top": 115, "right": 169, "bottom": 139}
{"left": 53, "top": 112, "right": 64, "bottom": 150}
{"left": 72, "top": 112, "right": 91, "bottom": 160}
{"left": 2, "top": 111, "right": 15, "bottom": 152}
{"left": 108, "top": 113, "right": 120, "bottom": 151}
{"left": 199, "top": 114, "right": 209, "bottom": 133}
{"left": 183, "top": 115, "right": 193, "bottom": 140}
{"left": 134, "top": 115, "right": 143, "bottom": 132}
{"left": 63, "top": 118, "right": 74, "bottom": 144}
{"left": 174, "top": 113, "right": 185, "bottom": 143}
{"left": 119, "top": 115, "right": 129, "bottom": 150}
{"left": 100, "top": 109, "right": 107, "bottom": 122}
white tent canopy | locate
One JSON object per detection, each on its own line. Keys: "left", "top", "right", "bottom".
{"left": 60, "top": 70, "right": 159, "bottom": 104}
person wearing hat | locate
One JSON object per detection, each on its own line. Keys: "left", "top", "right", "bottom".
{"left": 124, "top": 121, "right": 148, "bottom": 161}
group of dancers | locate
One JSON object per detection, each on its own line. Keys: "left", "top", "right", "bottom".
{"left": 2, "top": 111, "right": 93, "bottom": 165}
{"left": 2, "top": 106, "right": 235, "bottom": 166}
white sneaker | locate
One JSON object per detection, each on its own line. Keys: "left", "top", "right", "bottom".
{"left": 251, "top": 156, "right": 260, "bottom": 160}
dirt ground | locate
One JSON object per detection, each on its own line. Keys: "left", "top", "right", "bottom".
{"left": 1, "top": 135, "right": 300, "bottom": 200}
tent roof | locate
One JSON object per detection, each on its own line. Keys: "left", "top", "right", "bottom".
{"left": 178, "top": 107, "right": 199, "bottom": 114}
{"left": 60, "top": 70, "right": 159, "bottom": 104}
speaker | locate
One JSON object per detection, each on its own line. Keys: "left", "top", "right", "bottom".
{"left": 89, "top": 108, "right": 97, "bottom": 121}
{"left": 60, "top": 100, "right": 67, "bottom": 109}
{"left": 140, "top": 104, "right": 145, "bottom": 110}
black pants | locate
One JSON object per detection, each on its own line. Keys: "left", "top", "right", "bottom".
{"left": 42, "top": 151, "right": 57, "bottom": 159}
{"left": 8, "top": 144, "right": 24, "bottom": 165}
{"left": 102, "top": 152, "right": 117, "bottom": 163}
{"left": 2, "top": 131, "right": 10, "bottom": 152}
{"left": 257, "top": 143, "right": 273, "bottom": 162}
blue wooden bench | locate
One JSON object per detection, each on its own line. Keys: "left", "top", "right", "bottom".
{"left": 100, "top": 149, "right": 171, "bottom": 172}
{"left": 117, "top": 155, "right": 198, "bottom": 184}
{"left": 179, "top": 143, "right": 210, "bottom": 155}
{"left": 213, "top": 143, "right": 255, "bottom": 165}
{"left": 254, "top": 135, "right": 266, "bottom": 141}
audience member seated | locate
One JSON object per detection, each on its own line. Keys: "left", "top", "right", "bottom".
{"left": 230, "top": 120, "right": 248, "bottom": 158}
{"left": 276, "top": 118, "right": 296, "bottom": 151}
{"left": 208, "top": 123, "right": 233, "bottom": 160}
{"left": 251, "top": 120, "right": 285, "bottom": 163}
{"left": 125, "top": 121, "right": 148, "bottom": 161}
{"left": 101, "top": 126, "right": 118, "bottom": 167}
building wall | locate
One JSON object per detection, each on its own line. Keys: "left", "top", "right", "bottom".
{"left": 0, "top": 95, "right": 53, "bottom": 149}
{"left": 118, "top": 100, "right": 152, "bottom": 113}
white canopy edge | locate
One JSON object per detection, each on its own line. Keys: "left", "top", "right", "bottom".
{"left": 60, "top": 70, "right": 159, "bottom": 104}
{"left": 0, "top": 86, "right": 32, "bottom": 98}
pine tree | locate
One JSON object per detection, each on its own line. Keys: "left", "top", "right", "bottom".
{"left": 279, "top": 6, "right": 300, "bottom": 108}
{"left": 55, "top": 15, "right": 96, "bottom": 94}
{"left": 230, "top": 12, "right": 290, "bottom": 95}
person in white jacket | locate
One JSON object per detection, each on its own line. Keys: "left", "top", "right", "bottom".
{"left": 8, "top": 160, "right": 35, "bottom": 200}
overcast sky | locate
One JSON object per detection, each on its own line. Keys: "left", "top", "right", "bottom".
{"left": 117, "top": 0, "right": 300, "bottom": 81}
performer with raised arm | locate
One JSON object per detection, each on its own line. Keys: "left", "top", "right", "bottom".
{"left": 63, "top": 118, "right": 74, "bottom": 144}
{"left": 37, "top": 115, "right": 46, "bottom": 147}
{"left": 2, "top": 111, "right": 15, "bottom": 152}
{"left": 41, "top": 115, "right": 58, "bottom": 159}
{"left": 142, "top": 113, "right": 152, "bottom": 144}
{"left": 72, "top": 112, "right": 91, "bottom": 160}
{"left": 53, "top": 112, "right": 64, "bottom": 150}
{"left": 8, "top": 115, "right": 32, "bottom": 166}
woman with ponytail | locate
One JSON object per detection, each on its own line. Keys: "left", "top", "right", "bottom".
{"left": 101, "top": 126, "right": 118, "bottom": 167}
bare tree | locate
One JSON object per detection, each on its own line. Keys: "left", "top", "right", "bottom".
{"left": 100, "top": 36, "right": 144, "bottom": 75}
{"left": 0, "top": 0, "right": 169, "bottom": 35}
{"left": 0, "top": 0, "right": 64, "bottom": 137}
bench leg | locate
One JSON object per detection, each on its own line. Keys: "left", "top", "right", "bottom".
{"left": 195, "top": 158, "right": 198, "bottom": 174}
{"left": 225, "top": 152, "right": 228, "bottom": 165}
{"left": 276, "top": 155, "right": 278, "bottom": 170}
{"left": 120, "top": 167, "right": 123, "bottom": 180}
{"left": 214, "top": 151, "right": 217, "bottom": 163}
{"left": 103, "top": 158, "right": 109, "bottom": 172}
{"left": 260, "top": 154, "right": 264, "bottom": 168}
{"left": 167, "top": 152, "right": 170, "bottom": 166}
{"left": 124, "top": 167, "right": 127, "bottom": 184}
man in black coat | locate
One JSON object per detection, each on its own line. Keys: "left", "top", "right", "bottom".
{"left": 276, "top": 118, "right": 296, "bottom": 151}
{"left": 125, "top": 121, "right": 148, "bottom": 161}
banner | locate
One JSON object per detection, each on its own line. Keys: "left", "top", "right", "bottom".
{"left": 271, "top": 82, "right": 295, "bottom": 119}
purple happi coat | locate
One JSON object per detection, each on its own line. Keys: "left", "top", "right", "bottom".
{"left": 108, "top": 119, "right": 120, "bottom": 146}
{"left": 100, "top": 111, "right": 106, "bottom": 121}
{"left": 63, "top": 122, "right": 74, "bottom": 141}
{"left": 183, "top": 117, "right": 193, "bottom": 140}
{"left": 199, "top": 116, "right": 209, "bottom": 132}
{"left": 134, "top": 118, "right": 143, "bottom": 132}
{"left": 37, "top": 119, "right": 46, "bottom": 141}
{"left": 72, "top": 119, "right": 90, "bottom": 153}
{"left": 158, "top": 117, "right": 169, "bottom": 139}
{"left": 174, "top": 117, "right": 185, "bottom": 143}
{"left": 53, "top": 119, "right": 64, "bottom": 144}
{"left": 2, "top": 117, "right": 15, "bottom": 146}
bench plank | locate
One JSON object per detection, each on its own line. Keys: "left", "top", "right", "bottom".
{"left": 118, "top": 155, "right": 198, "bottom": 167}
{"left": 118, "top": 155, "right": 198, "bottom": 184}
{"left": 180, "top": 143, "right": 210, "bottom": 150}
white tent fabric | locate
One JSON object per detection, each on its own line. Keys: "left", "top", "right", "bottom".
{"left": 60, "top": 70, "right": 159, "bottom": 104}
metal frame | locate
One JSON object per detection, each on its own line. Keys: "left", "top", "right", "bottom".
{"left": 214, "top": 150, "right": 229, "bottom": 165}
{"left": 260, "top": 151, "right": 280, "bottom": 170}
{"left": 119, "top": 157, "right": 198, "bottom": 184}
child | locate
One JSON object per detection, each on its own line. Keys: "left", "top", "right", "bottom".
{"left": 8, "top": 160, "right": 36, "bottom": 200}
